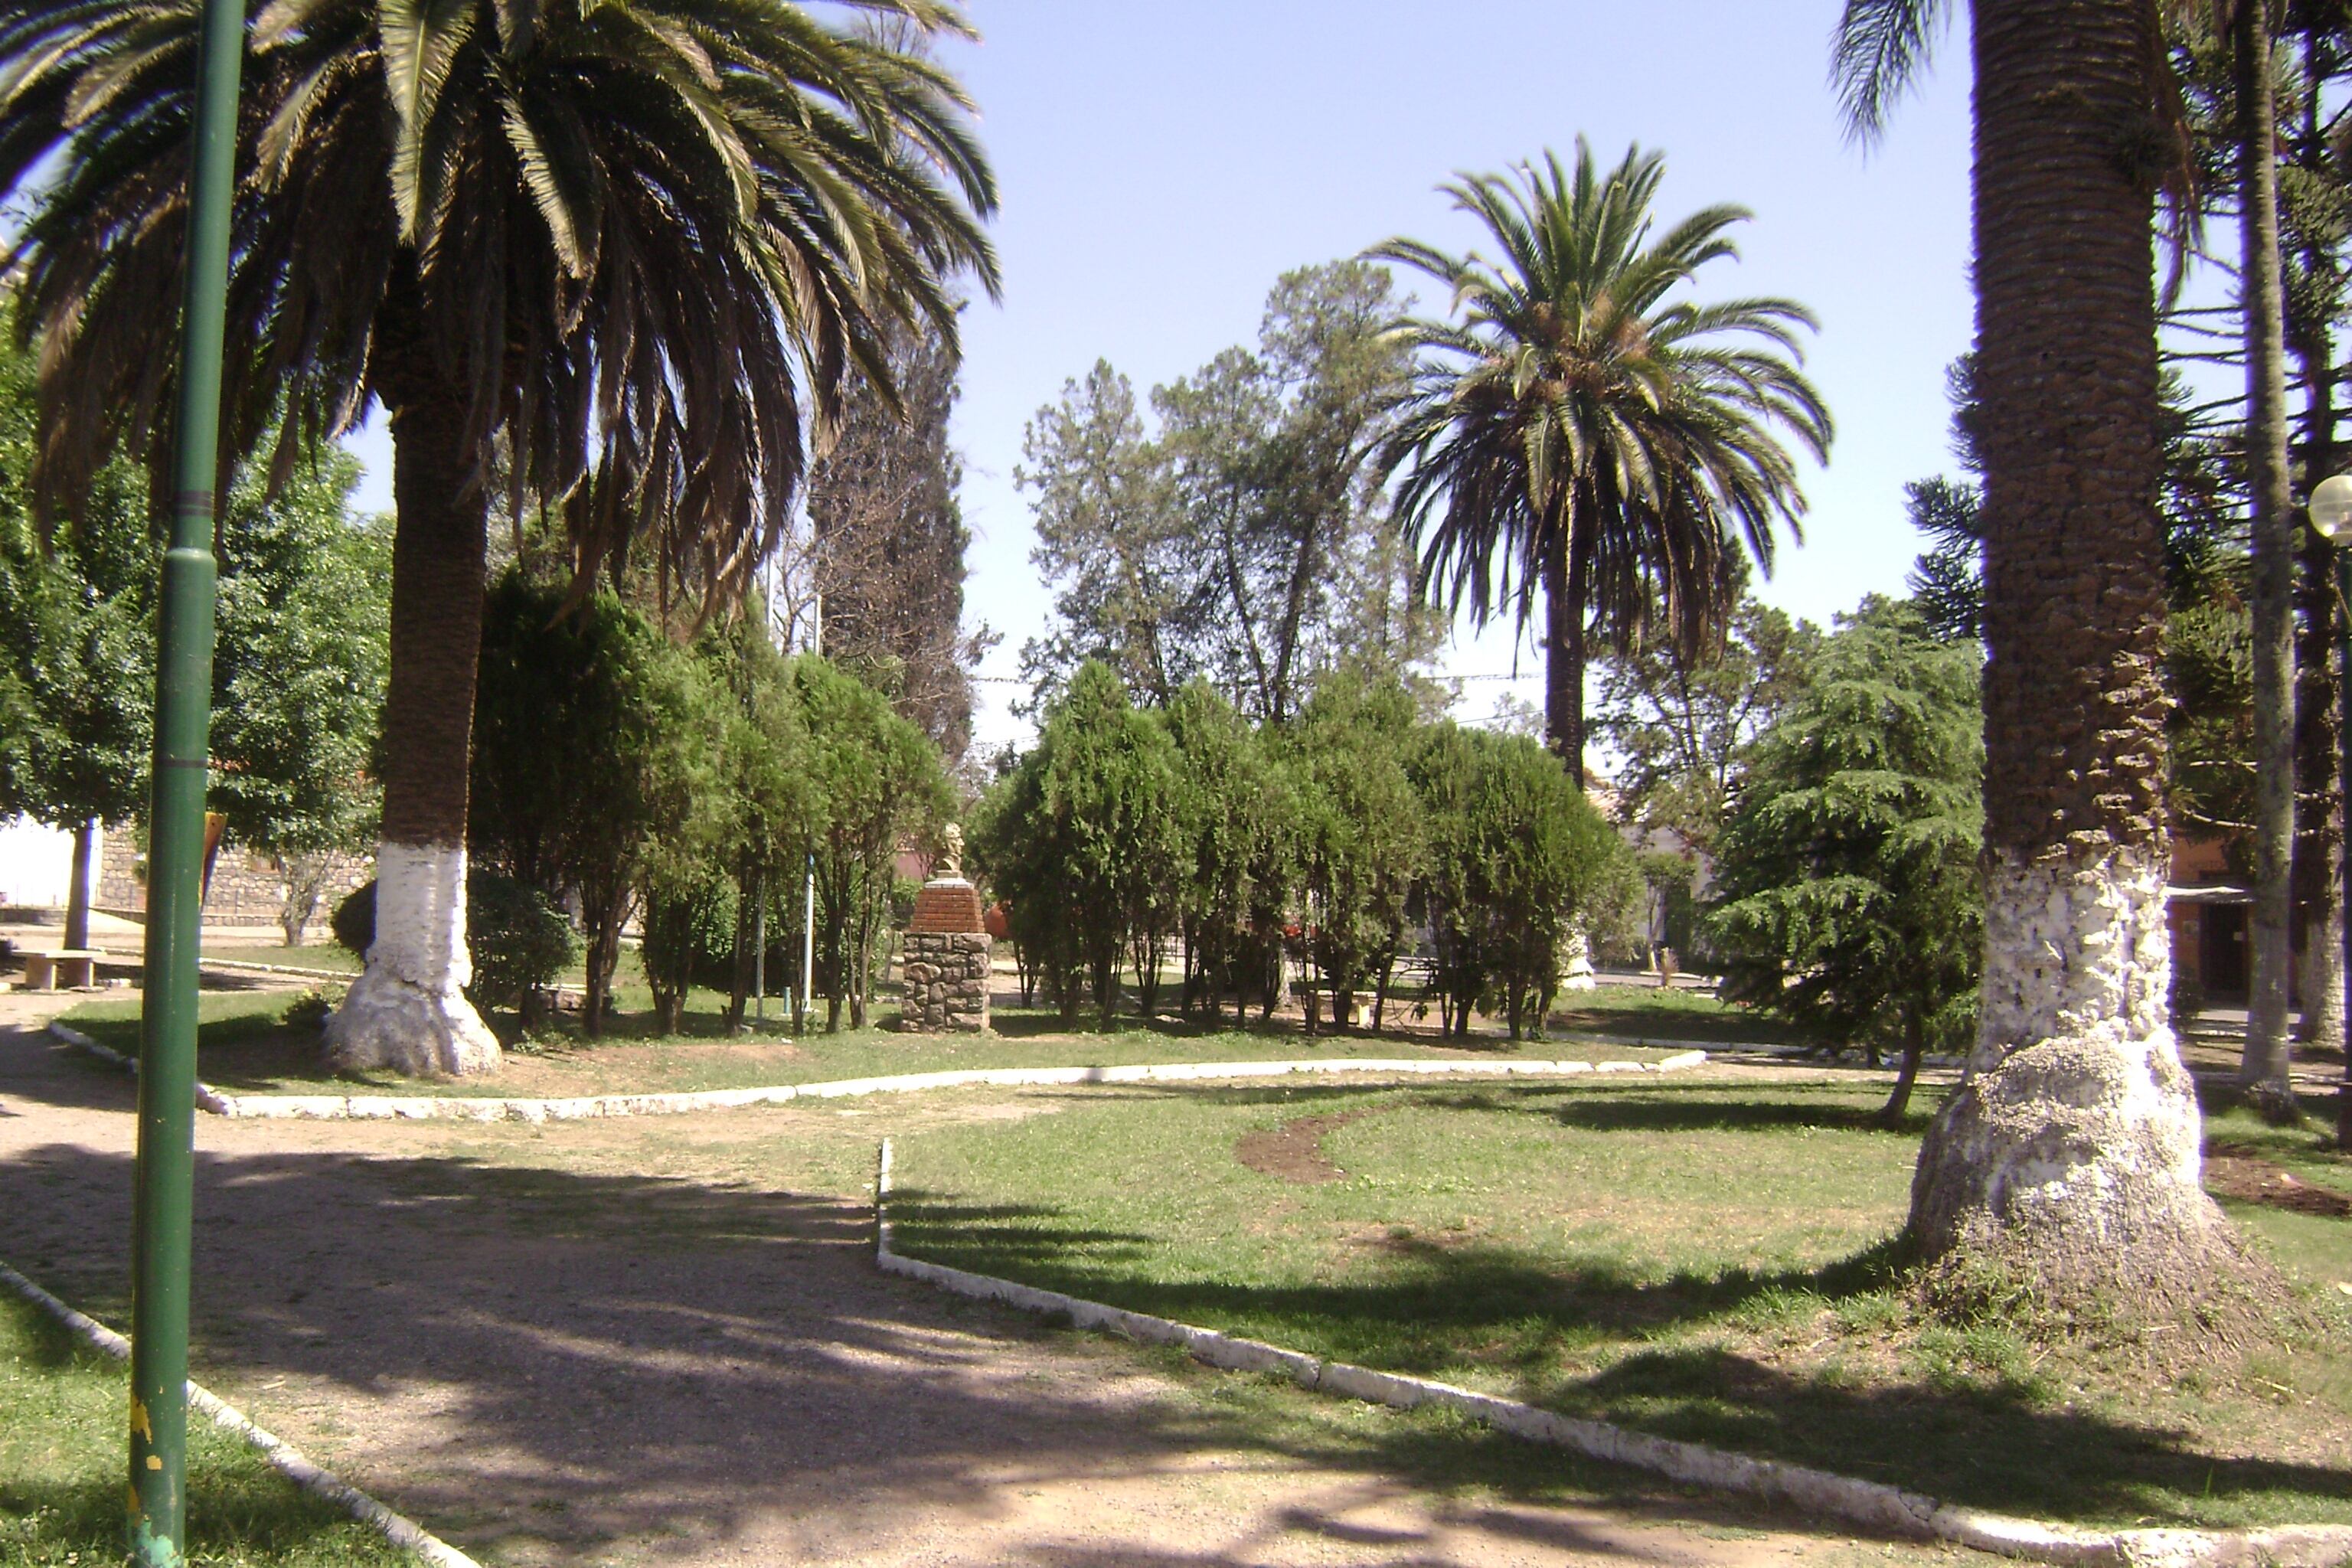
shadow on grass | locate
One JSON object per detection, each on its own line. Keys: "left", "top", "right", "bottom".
{"left": 1527, "top": 1079, "right": 1942, "bottom": 1138}
{"left": 1009, "top": 1078, "right": 1939, "bottom": 1138}
{"left": 892, "top": 1199, "right": 2352, "bottom": 1526}
{"left": 1561, "top": 1341, "right": 2350, "bottom": 1524}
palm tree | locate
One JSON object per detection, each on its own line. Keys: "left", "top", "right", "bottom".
{"left": 1370, "top": 142, "right": 1831, "bottom": 786}
{"left": 1835, "top": 0, "right": 2246, "bottom": 1299}
{"left": 0, "top": 0, "right": 998, "bottom": 1075}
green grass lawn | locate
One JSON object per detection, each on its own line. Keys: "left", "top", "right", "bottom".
{"left": 886, "top": 1073, "right": 2352, "bottom": 1530}
{"left": 0, "top": 1292, "right": 415, "bottom": 1566}
{"left": 55, "top": 988, "right": 1675, "bottom": 1099}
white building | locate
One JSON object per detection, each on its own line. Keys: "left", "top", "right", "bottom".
{"left": 0, "top": 815, "right": 98, "bottom": 911}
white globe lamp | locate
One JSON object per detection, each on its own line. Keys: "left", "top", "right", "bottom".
{"left": 2311, "top": 472, "right": 2352, "bottom": 544}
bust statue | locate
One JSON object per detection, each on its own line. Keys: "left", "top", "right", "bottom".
{"left": 936, "top": 822, "right": 965, "bottom": 879}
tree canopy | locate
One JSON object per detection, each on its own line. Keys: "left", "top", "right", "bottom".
{"left": 1708, "top": 601, "right": 1984, "bottom": 1125}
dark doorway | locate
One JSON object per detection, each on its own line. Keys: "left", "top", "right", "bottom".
{"left": 2200, "top": 903, "right": 2249, "bottom": 999}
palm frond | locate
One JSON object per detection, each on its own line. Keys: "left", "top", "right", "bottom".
{"left": 1829, "top": 0, "right": 1952, "bottom": 142}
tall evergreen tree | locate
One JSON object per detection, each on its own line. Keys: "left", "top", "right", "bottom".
{"left": 808, "top": 320, "right": 985, "bottom": 763}
{"left": 1710, "top": 603, "right": 1984, "bottom": 1127}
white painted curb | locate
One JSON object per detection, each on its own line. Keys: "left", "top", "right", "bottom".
{"left": 198, "top": 956, "right": 357, "bottom": 983}
{"left": 0, "top": 1259, "right": 477, "bottom": 1567}
{"left": 44, "top": 1021, "right": 1707, "bottom": 1121}
{"left": 871, "top": 1140, "right": 2352, "bottom": 1568}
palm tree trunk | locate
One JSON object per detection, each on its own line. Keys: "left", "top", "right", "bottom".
{"left": 1543, "top": 517, "right": 1586, "bottom": 786}
{"left": 2238, "top": 0, "right": 2301, "bottom": 1119}
{"left": 1906, "top": 0, "right": 2236, "bottom": 1298}
{"left": 323, "top": 333, "right": 501, "bottom": 1077}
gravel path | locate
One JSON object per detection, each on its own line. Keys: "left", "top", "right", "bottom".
{"left": 0, "top": 999, "right": 1962, "bottom": 1567}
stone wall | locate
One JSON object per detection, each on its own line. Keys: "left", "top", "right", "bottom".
{"left": 96, "top": 828, "right": 371, "bottom": 935}
{"left": 901, "top": 931, "right": 991, "bottom": 1034}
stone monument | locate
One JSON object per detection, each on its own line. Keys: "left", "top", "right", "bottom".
{"left": 900, "top": 823, "right": 991, "bottom": 1033}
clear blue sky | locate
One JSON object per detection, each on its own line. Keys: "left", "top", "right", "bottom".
{"left": 351, "top": 2, "right": 1981, "bottom": 756}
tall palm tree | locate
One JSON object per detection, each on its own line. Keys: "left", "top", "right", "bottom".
{"left": 0, "top": 0, "right": 998, "bottom": 1075}
{"left": 1370, "top": 142, "right": 1831, "bottom": 786}
{"left": 1835, "top": 0, "right": 2246, "bottom": 1298}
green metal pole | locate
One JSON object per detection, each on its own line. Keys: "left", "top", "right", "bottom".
{"left": 128, "top": 0, "right": 243, "bottom": 1560}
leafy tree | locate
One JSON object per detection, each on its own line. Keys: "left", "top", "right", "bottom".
{"left": 1592, "top": 595, "right": 1818, "bottom": 854}
{"left": 1281, "top": 672, "right": 1425, "bottom": 1031}
{"left": 1410, "top": 723, "right": 1626, "bottom": 1040}
{"left": 638, "top": 864, "right": 738, "bottom": 1036}
{"left": 1708, "top": 604, "right": 1984, "bottom": 1126}
{"left": 0, "top": 0, "right": 998, "bottom": 1076}
{"left": 1371, "top": 141, "right": 1831, "bottom": 782}
{"left": 1019, "top": 365, "right": 1187, "bottom": 706}
{"left": 0, "top": 466, "right": 152, "bottom": 952}
{"left": 975, "top": 662, "right": 1181, "bottom": 1025}
{"left": 1164, "top": 680, "right": 1298, "bottom": 1024}
{"left": 469, "top": 576, "right": 721, "bottom": 1036}
{"left": 1020, "top": 263, "right": 1439, "bottom": 717}
{"left": 702, "top": 612, "right": 818, "bottom": 1030}
{"left": 0, "top": 304, "right": 387, "bottom": 948}
{"left": 970, "top": 754, "right": 1074, "bottom": 1011}
{"left": 796, "top": 657, "right": 951, "bottom": 1031}
{"left": 1836, "top": 0, "right": 2251, "bottom": 1298}
{"left": 210, "top": 452, "right": 392, "bottom": 943}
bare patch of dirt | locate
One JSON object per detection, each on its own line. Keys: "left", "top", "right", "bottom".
{"left": 1236, "top": 1109, "right": 1378, "bottom": 1183}
{"left": 2207, "top": 1144, "right": 2352, "bottom": 1218}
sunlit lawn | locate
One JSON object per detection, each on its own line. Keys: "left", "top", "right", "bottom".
{"left": 0, "top": 1292, "right": 414, "bottom": 1566}
{"left": 887, "top": 1073, "right": 2352, "bottom": 1530}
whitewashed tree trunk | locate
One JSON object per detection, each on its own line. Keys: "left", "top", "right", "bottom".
{"left": 1557, "top": 927, "right": 1597, "bottom": 992}
{"left": 1909, "top": 845, "right": 2228, "bottom": 1283}
{"left": 323, "top": 842, "right": 500, "bottom": 1076}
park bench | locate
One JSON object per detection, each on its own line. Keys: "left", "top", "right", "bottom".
{"left": 20, "top": 948, "right": 103, "bottom": 991}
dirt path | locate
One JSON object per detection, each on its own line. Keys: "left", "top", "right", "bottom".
{"left": 0, "top": 1012, "right": 1963, "bottom": 1568}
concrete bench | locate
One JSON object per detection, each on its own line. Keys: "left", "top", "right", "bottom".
{"left": 21, "top": 949, "right": 102, "bottom": 991}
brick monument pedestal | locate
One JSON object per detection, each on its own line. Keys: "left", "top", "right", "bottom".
{"left": 901, "top": 827, "right": 991, "bottom": 1033}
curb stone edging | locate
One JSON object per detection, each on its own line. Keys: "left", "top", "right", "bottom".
{"left": 871, "top": 1140, "right": 2352, "bottom": 1568}
{"left": 41, "top": 1023, "right": 1708, "bottom": 1120}
{"left": 0, "top": 1259, "right": 479, "bottom": 1568}
{"left": 47, "top": 1022, "right": 236, "bottom": 1114}
{"left": 196, "top": 956, "right": 358, "bottom": 983}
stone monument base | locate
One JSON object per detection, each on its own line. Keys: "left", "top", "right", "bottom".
{"left": 902, "top": 929, "right": 991, "bottom": 1033}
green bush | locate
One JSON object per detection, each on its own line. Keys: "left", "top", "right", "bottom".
{"left": 330, "top": 871, "right": 578, "bottom": 1011}
{"left": 279, "top": 987, "right": 339, "bottom": 1031}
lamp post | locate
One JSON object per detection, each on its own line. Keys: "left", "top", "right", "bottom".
{"left": 128, "top": 0, "right": 243, "bottom": 1559}
{"left": 2306, "top": 472, "right": 2352, "bottom": 1150}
